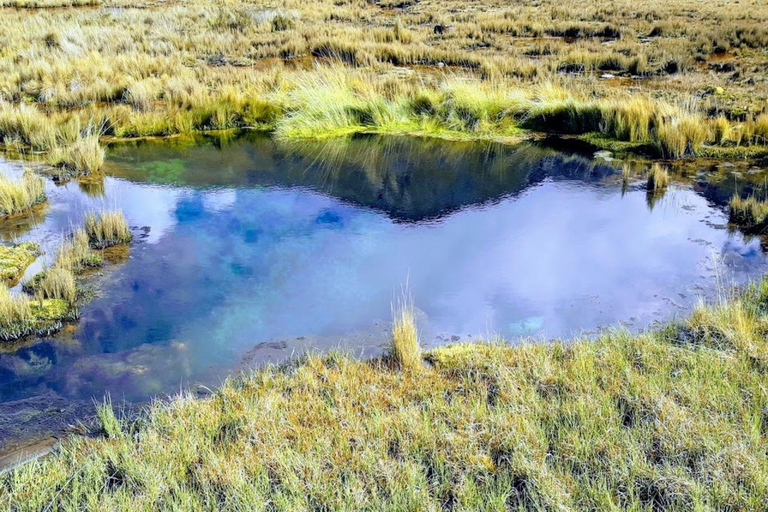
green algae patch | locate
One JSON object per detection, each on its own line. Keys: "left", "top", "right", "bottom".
{"left": 697, "top": 144, "right": 768, "bottom": 160}
{"left": 0, "top": 241, "right": 40, "bottom": 286}
{"left": 576, "top": 132, "right": 657, "bottom": 156}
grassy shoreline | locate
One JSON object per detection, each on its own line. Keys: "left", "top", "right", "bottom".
{"left": 2, "top": 281, "right": 767, "bottom": 510}
{"left": 2, "top": 0, "right": 768, "bottom": 173}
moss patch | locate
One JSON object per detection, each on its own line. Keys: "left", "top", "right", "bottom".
{"left": 576, "top": 132, "right": 658, "bottom": 156}
{"left": 0, "top": 242, "right": 40, "bottom": 286}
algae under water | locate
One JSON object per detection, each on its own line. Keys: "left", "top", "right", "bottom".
{"left": 0, "top": 132, "right": 766, "bottom": 453}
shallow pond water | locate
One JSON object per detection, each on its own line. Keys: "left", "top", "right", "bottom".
{"left": 0, "top": 132, "right": 766, "bottom": 451}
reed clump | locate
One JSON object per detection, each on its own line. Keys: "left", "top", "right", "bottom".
{"left": 390, "top": 292, "right": 421, "bottom": 371}
{"left": 55, "top": 228, "right": 103, "bottom": 272}
{"left": 646, "top": 163, "right": 670, "bottom": 191}
{"left": 33, "top": 266, "right": 76, "bottom": 305}
{"left": 84, "top": 210, "right": 132, "bottom": 249}
{"left": 0, "top": 169, "right": 46, "bottom": 217}
{"left": 729, "top": 195, "right": 768, "bottom": 233}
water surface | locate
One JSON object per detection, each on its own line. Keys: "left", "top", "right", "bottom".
{"left": 0, "top": 133, "right": 765, "bottom": 450}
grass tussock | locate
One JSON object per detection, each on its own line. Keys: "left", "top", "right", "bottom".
{"left": 646, "top": 163, "right": 670, "bottom": 191}
{"left": 84, "top": 210, "right": 132, "bottom": 249}
{"left": 3, "top": 282, "right": 768, "bottom": 510}
{"left": 0, "top": 283, "right": 32, "bottom": 331}
{"left": 390, "top": 291, "right": 421, "bottom": 371}
{"left": 46, "top": 134, "right": 104, "bottom": 177}
{"left": 0, "top": 0, "right": 101, "bottom": 6}
{"left": 3, "top": 208, "right": 132, "bottom": 341}
{"left": 0, "top": 282, "right": 69, "bottom": 341}
{"left": 729, "top": 195, "right": 768, "bottom": 233}
{"left": 0, "top": 169, "right": 45, "bottom": 216}
{"left": 54, "top": 228, "right": 103, "bottom": 272}
{"left": 32, "top": 266, "right": 76, "bottom": 306}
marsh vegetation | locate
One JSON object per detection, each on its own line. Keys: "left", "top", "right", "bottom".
{"left": 0, "top": 0, "right": 766, "bottom": 167}
{"left": 0, "top": 210, "right": 131, "bottom": 341}
{"left": 1, "top": 0, "right": 768, "bottom": 507}
{"left": 3, "top": 282, "right": 768, "bottom": 510}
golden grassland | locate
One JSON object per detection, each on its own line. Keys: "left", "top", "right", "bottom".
{"left": 0, "top": 0, "right": 767, "bottom": 171}
{"left": 2, "top": 281, "right": 767, "bottom": 511}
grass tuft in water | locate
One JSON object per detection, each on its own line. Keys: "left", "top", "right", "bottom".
{"left": 54, "top": 228, "right": 104, "bottom": 273}
{"left": 0, "top": 284, "right": 32, "bottom": 333}
{"left": 390, "top": 290, "right": 422, "bottom": 371}
{"left": 84, "top": 210, "right": 132, "bottom": 249}
{"left": 46, "top": 134, "right": 105, "bottom": 177}
{"left": 646, "top": 163, "right": 670, "bottom": 191}
{"left": 729, "top": 195, "right": 768, "bottom": 233}
{"left": 0, "top": 283, "right": 72, "bottom": 341}
{"left": 0, "top": 169, "right": 46, "bottom": 217}
{"left": 32, "top": 267, "right": 77, "bottom": 306}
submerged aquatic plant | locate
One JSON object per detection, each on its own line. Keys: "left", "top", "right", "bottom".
{"left": 0, "top": 169, "right": 46, "bottom": 216}
{"left": 84, "top": 210, "right": 132, "bottom": 248}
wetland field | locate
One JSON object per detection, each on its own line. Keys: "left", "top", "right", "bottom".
{"left": 0, "top": 0, "right": 767, "bottom": 510}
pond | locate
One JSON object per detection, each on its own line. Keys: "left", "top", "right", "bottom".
{"left": 0, "top": 132, "right": 766, "bottom": 453}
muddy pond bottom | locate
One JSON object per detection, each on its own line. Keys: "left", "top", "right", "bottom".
{"left": 0, "top": 133, "right": 766, "bottom": 450}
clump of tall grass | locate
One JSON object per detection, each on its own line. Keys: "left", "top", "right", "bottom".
{"left": 33, "top": 267, "right": 76, "bottom": 305}
{"left": 55, "top": 228, "right": 103, "bottom": 272}
{"left": 655, "top": 113, "right": 708, "bottom": 158}
{"left": 0, "top": 169, "right": 46, "bottom": 216}
{"left": 0, "top": 284, "right": 32, "bottom": 334}
{"left": 728, "top": 195, "right": 768, "bottom": 232}
{"left": 84, "top": 210, "right": 132, "bottom": 248}
{"left": 646, "top": 163, "right": 670, "bottom": 191}
{"left": 390, "top": 291, "right": 421, "bottom": 371}
{"left": 46, "top": 134, "right": 105, "bottom": 176}
{"left": 0, "top": 279, "right": 72, "bottom": 340}
{"left": 97, "top": 395, "right": 122, "bottom": 439}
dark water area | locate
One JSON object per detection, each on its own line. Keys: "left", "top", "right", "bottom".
{"left": 0, "top": 132, "right": 766, "bottom": 453}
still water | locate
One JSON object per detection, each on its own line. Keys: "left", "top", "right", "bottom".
{"left": 0, "top": 133, "right": 765, "bottom": 449}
